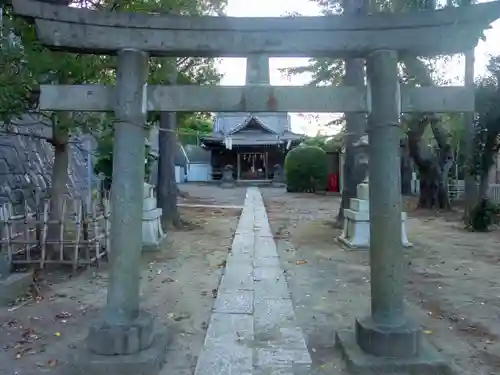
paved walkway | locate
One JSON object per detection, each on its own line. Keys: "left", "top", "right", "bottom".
{"left": 194, "top": 187, "right": 312, "bottom": 375}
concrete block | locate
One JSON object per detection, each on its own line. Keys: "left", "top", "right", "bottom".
{"left": 0, "top": 272, "right": 32, "bottom": 306}
{"left": 213, "top": 290, "right": 253, "bottom": 314}
{"left": 60, "top": 332, "right": 169, "bottom": 375}
{"left": 335, "top": 329, "right": 449, "bottom": 374}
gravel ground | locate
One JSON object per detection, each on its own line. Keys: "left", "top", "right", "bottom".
{"left": 0, "top": 186, "right": 243, "bottom": 375}
{"left": 261, "top": 187, "right": 500, "bottom": 375}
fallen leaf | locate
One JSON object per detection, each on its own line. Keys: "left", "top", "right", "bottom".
{"left": 54, "top": 332, "right": 61, "bottom": 337}
{"left": 423, "top": 330, "right": 433, "bottom": 335}
{"left": 55, "top": 312, "right": 72, "bottom": 319}
{"left": 48, "top": 359, "right": 58, "bottom": 367}
{"left": 295, "top": 260, "right": 307, "bottom": 265}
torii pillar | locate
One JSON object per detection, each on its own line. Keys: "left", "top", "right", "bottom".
{"left": 335, "top": 50, "right": 447, "bottom": 373}
{"left": 66, "top": 49, "right": 169, "bottom": 374}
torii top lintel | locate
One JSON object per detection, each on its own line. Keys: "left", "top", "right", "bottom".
{"left": 12, "top": 0, "right": 500, "bottom": 58}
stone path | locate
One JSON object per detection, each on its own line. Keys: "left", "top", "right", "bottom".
{"left": 194, "top": 187, "right": 312, "bottom": 375}
{"left": 177, "top": 203, "right": 244, "bottom": 209}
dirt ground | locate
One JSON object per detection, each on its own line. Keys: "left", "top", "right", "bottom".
{"left": 3, "top": 183, "right": 499, "bottom": 375}
{"left": 0, "top": 184, "right": 245, "bottom": 375}
{"left": 260, "top": 187, "right": 500, "bottom": 375}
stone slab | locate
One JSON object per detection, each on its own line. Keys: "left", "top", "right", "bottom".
{"left": 232, "top": 234, "right": 255, "bottom": 255}
{"left": 254, "top": 279, "right": 292, "bottom": 302}
{"left": 0, "top": 272, "right": 32, "bottom": 306}
{"left": 195, "top": 314, "right": 253, "bottom": 375}
{"left": 255, "top": 238, "right": 279, "bottom": 258}
{"left": 335, "top": 329, "right": 449, "bottom": 374}
{"left": 225, "top": 253, "right": 253, "bottom": 268}
{"left": 253, "top": 364, "right": 311, "bottom": 375}
{"left": 254, "top": 256, "right": 281, "bottom": 268}
{"left": 254, "top": 347, "right": 312, "bottom": 367}
{"left": 219, "top": 264, "right": 254, "bottom": 291}
{"left": 60, "top": 332, "right": 169, "bottom": 375}
{"left": 254, "top": 298, "right": 309, "bottom": 352}
{"left": 254, "top": 266, "right": 284, "bottom": 281}
{"left": 204, "top": 312, "right": 253, "bottom": 342}
{"left": 213, "top": 290, "right": 253, "bottom": 314}
{"left": 254, "top": 298, "right": 297, "bottom": 332}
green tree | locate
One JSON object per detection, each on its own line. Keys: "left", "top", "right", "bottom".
{"left": 1, "top": 5, "right": 109, "bottom": 259}
{"left": 467, "top": 56, "right": 500, "bottom": 232}
{"left": 285, "top": 146, "right": 328, "bottom": 193}
{"left": 86, "top": 0, "right": 225, "bottom": 229}
{"left": 284, "top": 0, "right": 474, "bottom": 217}
{"left": 466, "top": 55, "right": 500, "bottom": 231}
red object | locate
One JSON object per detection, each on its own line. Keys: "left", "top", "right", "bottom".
{"left": 327, "top": 173, "right": 338, "bottom": 192}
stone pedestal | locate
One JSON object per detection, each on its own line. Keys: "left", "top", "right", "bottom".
{"left": 272, "top": 164, "right": 285, "bottom": 187}
{"left": 142, "top": 183, "right": 166, "bottom": 252}
{"left": 220, "top": 164, "right": 235, "bottom": 188}
{"left": 338, "top": 181, "right": 412, "bottom": 249}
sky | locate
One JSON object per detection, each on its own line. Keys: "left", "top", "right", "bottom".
{"left": 216, "top": 0, "right": 500, "bottom": 136}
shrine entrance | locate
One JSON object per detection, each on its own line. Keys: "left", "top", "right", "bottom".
{"left": 238, "top": 152, "right": 267, "bottom": 180}
{"left": 12, "top": 1, "right": 500, "bottom": 375}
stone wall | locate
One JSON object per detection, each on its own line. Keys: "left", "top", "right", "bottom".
{"left": 0, "top": 115, "right": 94, "bottom": 210}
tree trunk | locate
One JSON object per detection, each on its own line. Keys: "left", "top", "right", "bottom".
{"left": 478, "top": 169, "right": 490, "bottom": 201}
{"left": 463, "top": 48, "right": 477, "bottom": 222}
{"left": 400, "top": 141, "right": 413, "bottom": 195}
{"left": 47, "top": 116, "right": 70, "bottom": 260}
{"left": 157, "top": 111, "right": 181, "bottom": 229}
{"left": 402, "top": 55, "right": 455, "bottom": 209}
{"left": 335, "top": 0, "right": 368, "bottom": 228}
{"left": 407, "top": 116, "right": 453, "bottom": 210}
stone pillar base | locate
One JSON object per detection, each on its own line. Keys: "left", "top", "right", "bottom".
{"left": 220, "top": 182, "right": 235, "bottom": 189}
{"left": 355, "top": 317, "right": 421, "bottom": 358}
{"left": 335, "top": 320, "right": 448, "bottom": 374}
{"left": 86, "top": 311, "right": 155, "bottom": 355}
{"left": 60, "top": 332, "right": 169, "bottom": 375}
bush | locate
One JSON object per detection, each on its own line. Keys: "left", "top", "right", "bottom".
{"left": 284, "top": 146, "right": 328, "bottom": 193}
{"left": 468, "top": 198, "right": 500, "bottom": 232}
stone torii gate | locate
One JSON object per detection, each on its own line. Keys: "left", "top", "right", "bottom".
{"left": 11, "top": 1, "right": 500, "bottom": 374}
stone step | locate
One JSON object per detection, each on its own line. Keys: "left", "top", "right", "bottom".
{"left": 194, "top": 187, "right": 311, "bottom": 375}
